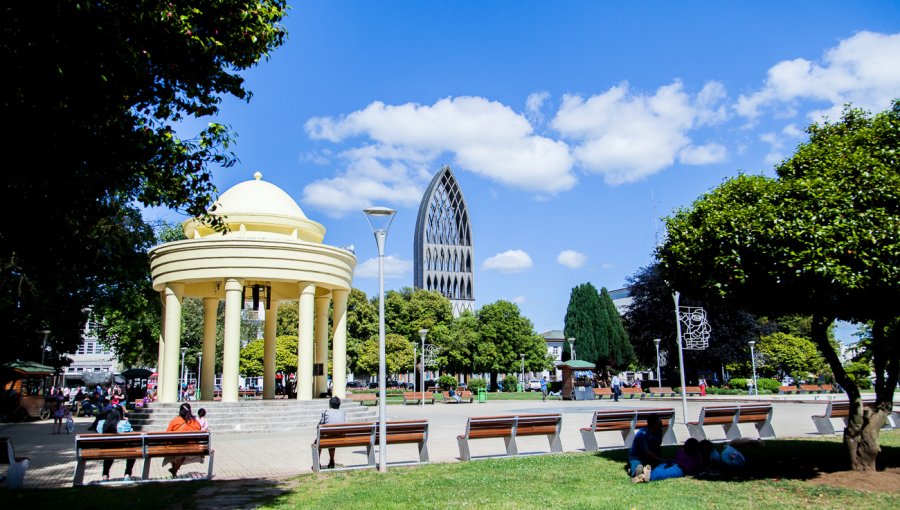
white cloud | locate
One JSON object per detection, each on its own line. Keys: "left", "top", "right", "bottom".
{"left": 679, "top": 143, "right": 728, "bottom": 165}
{"left": 303, "top": 97, "right": 575, "bottom": 217}
{"left": 556, "top": 250, "right": 586, "bottom": 269}
{"left": 552, "top": 80, "right": 729, "bottom": 184}
{"left": 736, "top": 31, "right": 900, "bottom": 122}
{"left": 510, "top": 295, "right": 527, "bottom": 304}
{"left": 760, "top": 123, "right": 808, "bottom": 167}
{"left": 354, "top": 255, "right": 413, "bottom": 279}
{"left": 525, "top": 91, "right": 551, "bottom": 125}
{"left": 482, "top": 250, "right": 533, "bottom": 273}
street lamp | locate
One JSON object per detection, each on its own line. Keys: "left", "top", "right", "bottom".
{"left": 520, "top": 354, "right": 525, "bottom": 391}
{"left": 180, "top": 347, "right": 188, "bottom": 402}
{"left": 654, "top": 338, "right": 662, "bottom": 388}
{"left": 197, "top": 352, "right": 203, "bottom": 401}
{"left": 567, "top": 337, "right": 575, "bottom": 361}
{"left": 418, "top": 329, "right": 428, "bottom": 408}
{"left": 364, "top": 206, "right": 396, "bottom": 473}
{"left": 38, "top": 330, "right": 51, "bottom": 365}
{"left": 749, "top": 340, "right": 758, "bottom": 396}
{"left": 673, "top": 292, "right": 689, "bottom": 424}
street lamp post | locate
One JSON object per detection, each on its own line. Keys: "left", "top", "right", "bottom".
{"left": 38, "top": 330, "right": 51, "bottom": 365}
{"left": 749, "top": 340, "right": 759, "bottom": 396}
{"left": 364, "top": 206, "right": 396, "bottom": 473}
{"left": 418, "top": 329, "right": 428, "bottom": 408}
{"left": 520, "top": 354, "right": 525, "bottom": 391}
{"left": 567, "top": 338, "right": 575, "bottom": 361}
{"left": 179, "top": 347, "right": 188, "bottom": 402}
{"left": 197, "top": 352, "right": 203, "bottom": 400}
{"left": 673, "top": 292, "right": 689, "bottom": 424}
{"left": 654, "top": 338, "right": 662, "bottom": 388}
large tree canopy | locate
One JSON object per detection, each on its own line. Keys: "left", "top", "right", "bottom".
{"left": 0, "top": 1, "right": 288, "bottom": 362}
{"left": 475, "top": 300, "right": 551, "bottom": 391}
{"left": 657, "top": 101, "right": 900, "bottom": 471}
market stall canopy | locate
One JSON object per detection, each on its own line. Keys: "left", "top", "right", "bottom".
{"left": 0, "top": 360, "right": 55, "bottom": 376}
{"left": 120, "top": 368, "right": 153, "bottom": 379}
{"left": 556, "top": 360, "right": 596, "bottom": 370}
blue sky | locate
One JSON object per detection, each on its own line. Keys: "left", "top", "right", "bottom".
{"left": 147, "top": 1, "right": 900, "bottom": 343}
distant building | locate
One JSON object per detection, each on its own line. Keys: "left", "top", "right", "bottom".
{"left": 62, "top": 320, "right": 120, "bottom": 388}
{"left": 413, "top": 166, "right": 475, "bottom": 316}
{"left": 541, "top": 330, "right": 567, "bottom": 380}
{"left": 609, "top": 287, "right": 632, "bottom": 315}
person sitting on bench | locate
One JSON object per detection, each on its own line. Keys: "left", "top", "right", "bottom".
{"left": 318, "top": 396, "right": 345, "bottom": 469}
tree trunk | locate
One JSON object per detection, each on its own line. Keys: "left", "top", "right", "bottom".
{"left": 490, "top": 372, "right": 498, "bottom": 392}
{"left": 810, "top": 315, "right": 895, "bottom": 471}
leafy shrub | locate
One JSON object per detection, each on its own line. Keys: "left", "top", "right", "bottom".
{"left": 706, "top": 386, "right": 744, "bottom": 395}
{"left": 757, "top": 378, "right": 781, "bottom": 393}
{"left": 438, "top": 375, "right": 458, "bottom": 391}
{"left": 467, "top": 377, "right": 487, "bottom": 393}
{"left": 503, "top": 375, "right": 519, "bottom": 392}
{"left": 725, "top": 377, "right": 779, "bottom": 394}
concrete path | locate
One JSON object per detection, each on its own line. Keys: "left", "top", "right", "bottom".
{"left": 0, "top": 393, "right": 887, "bottom": 489}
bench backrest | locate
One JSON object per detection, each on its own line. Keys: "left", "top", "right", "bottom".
{"left": 590, "top": 410, "right": 636, "bottom": 430}
{"left": 593, "top": 388, "right": 612, "bottom": 395}
{"left": 683, "top": 386, "right": 701, "bottom": 392}
{"left": 465, "top": 416, "right": 517, "bottom": 438}
{"left": 350, "top": 393, "right": 376, "bottom": 400}
{"left": 143, "top": 431, "right": 211, "bottom": 457}
{"left": 700, "top": 406, "right": 740, "bottom": 422}
{"left": 736, "top": 404, "right": 771, "bottom": 423}
{"left": 515, "top": 414, "right": 561, "bottom": 436}
{"left": 800, "top": 384, "right": 821, "bottom": 392}
{"left": 621, "top": 387, "right": 643, "bottom": 394}
{"left": 459, "top": 390, "right": 474, "bottom": 399}
{"left": 376, "top": 420, "right": 428, "bottom": 444}
{"left": 649, "top": 387, "right": 674, "bottom": 393}
{"left": 316, "top": 422, "right": 377, "bottom": 448}
{"left": 75, "top": 433, "right": 147, "bottom": 460}
{"left": 634, "top": 408, "right": 675, "bottom": 428}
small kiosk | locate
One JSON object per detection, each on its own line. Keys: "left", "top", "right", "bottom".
{"left": 557, "top": 360, "right": 596, "bottom": 400}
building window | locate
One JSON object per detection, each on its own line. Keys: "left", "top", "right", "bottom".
{"left": 76, "top": 343, "right": 85, "bottom": 355}
{"left": 85, "top": 342, "right": 95, "bottom": 354}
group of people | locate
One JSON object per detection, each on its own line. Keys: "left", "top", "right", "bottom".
{"left": 90, "top": 400, "right": 209, "bottom": 481}
{"left": 628, "top": 414, "right": 748, "bottom": 483}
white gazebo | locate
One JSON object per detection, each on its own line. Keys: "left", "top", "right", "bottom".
{"left": 149, "top": 172, "right": 356, "bottom": 403}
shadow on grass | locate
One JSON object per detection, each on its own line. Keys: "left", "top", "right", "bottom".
{"left": 594, "top": 438, "right": 900, "bottom": 482}
{"left": 0, "top": 477, "right": 295, "bottom": 510}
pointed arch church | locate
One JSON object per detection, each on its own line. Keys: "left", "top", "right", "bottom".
{"left": 414, "top": 166, "right": 475, "bottom": 316}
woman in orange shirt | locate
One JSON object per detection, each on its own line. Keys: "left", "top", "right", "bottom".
{"left": 163, "top": 403, "right": 202, "bottom": 477}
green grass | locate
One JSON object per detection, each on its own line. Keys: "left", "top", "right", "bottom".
{"left": 4, "top": 432, "right": 896, "bottom": 509}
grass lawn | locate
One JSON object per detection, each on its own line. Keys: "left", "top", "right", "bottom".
{"left": 3, "top": 431, "right": 896, "bottom": 509}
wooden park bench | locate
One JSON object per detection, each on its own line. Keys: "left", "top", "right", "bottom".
{"left": 311, "top": 422, "right": 376, "bottom": 472}
{"left": 580, "top": 408, "right": 677, "bottom": 451}
{"left": 402, "top": 392, "right": 435, "bottom": 405}
{"left": 681, "top": 386, "right": 703, "bottom": 396}
{"left": 442, "top": 390, "right": 474, "bottom": 404}
{"left": 375, "top": 420, "right": 430, "bottom": 466}
{"left": 620, "top": 387, "right": 645, "bottom": 399}
{"left": 593, "top": 388, "right": 613, "bottom": 400}
{"left": 1, "top": 437, "right": 30, "bottom": 489}
{"left": 457, "top": 414, "right": 562, "bottom": 461}
{"left": 778, "top": 386, "right": 798, "bottom": 394}
{"left": 647, "top": 387, "right": 676, "bottom": 397}
{"left": 73, "top": 431, "right": 214, "bottom": 485}
{"left": 799, "top": 384, "right": 824, "bottom": 394}
{"left": 811, "top": 400, "right": 896, "bottom": 435}
{"left": 820, "top": 384, "right": 835, "bottom": 393}
{"left": 686, "top": 404, "right": 775, "bottom": 442}
{"left": 348, "top": 393, "right": 378, "bottom": 406}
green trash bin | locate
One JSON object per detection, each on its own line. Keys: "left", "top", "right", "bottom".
{"left": 478, "top": 388, "right": 487, "bottom": 403}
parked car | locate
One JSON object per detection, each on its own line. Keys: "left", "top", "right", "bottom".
{"left": 345, "top": 380, "right": 365, "bottom": 389}
{"left": 527, "top": 378, "right": 542, "bottom": 391}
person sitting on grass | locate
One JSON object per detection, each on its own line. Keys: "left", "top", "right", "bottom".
{"left": 633, "top": 438, "right": 705, "bottom": 483}
{"left": 628, "top": 414, "right": 668, "bottom": 483}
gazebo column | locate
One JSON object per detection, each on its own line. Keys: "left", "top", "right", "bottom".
{"left": 201, "top": 297, "right": 218, "bottom": 401}
{"left": 156, "top": 291, "right": 167, "bottom": 400}
{"left": 263, "top": 299, "right": 280, "bottom": 400}
{"left": 221, "top": 278, "right": 243, "bottom": 402}
{"left": 331, "top": 289, "right": 349, "bottom": 399}
{"left": 298, "top": 282, "right": 316, "bottom": 400}
{"left": 162, "top": 283, "right": 184, "bottom": 403}
{"left": 314, "top": 294, "right": 331, "bottom": 396}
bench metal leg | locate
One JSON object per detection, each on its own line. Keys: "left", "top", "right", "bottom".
{"left": 73, "top": 460, "right": 86, "bottom": 486}
{"left": 418, "top": 440, "right": 429, "bottom": 463}
{"left": 661, "top": 424, "right": 678, "bottom": 446}
{"left": 755, "top": 419, "right": 776, "bottom": 439}
{"left": 206, "top": 450, "right": 215, "bottom": 480}
{"left": 581, "top": 430, "right": 599, "bottom": 451}
{"left": 622, "top": 428, "right": 637, "bottom": 448}
{"left": 504, "top": 435, "right": 518, "bottom": 456}
{"left": 311, "top": 444, "right": 322, "bottom": 472}
{"left": 723, "top": 422, "right": 742, "bottom": 441}
{"left": 366, "top": 445, "right": 376, "bottom": 468}
{"left": 547, "top": 432, "right": 563, "bottom": 453}
{"left": 686, "top": 423, "right": 707, "bottom": 441}
{"left": 142, "top": 458, "right": 152, "bottom": 481}
{"left": 457, "top": 437, "right": 471, "bottom": 461}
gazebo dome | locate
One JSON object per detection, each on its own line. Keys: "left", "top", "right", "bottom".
{"left": 183, "top": 172, "right": 326, "bottom": 243}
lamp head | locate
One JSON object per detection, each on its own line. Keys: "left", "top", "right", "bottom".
{"left": 654, "top": 338, "right": 661, "bottom": 347}
{"left": 418, "top": 329, "right": 428, "bottom": 340}
{"left": 363, "top": 206, "right": 396, "bottom": 233}
{"left": 748, "top": 340, "right": 756, "bottom": 348}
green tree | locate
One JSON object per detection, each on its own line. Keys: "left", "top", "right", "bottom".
{"left": 598, "top": 287, "right": 634, "bottom": 371}
{"left": 757, "top": 332, "right": 826, "bottom": 379}
{"left": 475, "top": 300, "right": 550, "bottom": 391}
{"left": 276, "top": 301, "right": 299, "bottom": 337}
{"left": 657, "top": 102, "right": 900, "bottom": 471}
{"left": 563, "top": 283, "right": 605, "bottom": 364}
{"left": 239, "top": 335, "right": 299, "bottom": 376}
{"left": 354, "top": 333, "right": 414, "bottom": 377}
{"left": 436, "top": 312, "right": 478, "bottom": 375}
{"left": 0, "top": 1, "right": 288, "bottom": 363}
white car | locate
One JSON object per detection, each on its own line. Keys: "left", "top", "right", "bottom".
{"left": 527, "top": 378, "right": 542, "bottom": 391}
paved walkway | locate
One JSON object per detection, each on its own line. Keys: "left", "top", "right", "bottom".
{"left": 0, "top": 393, "right": 886, "bottom": 490}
